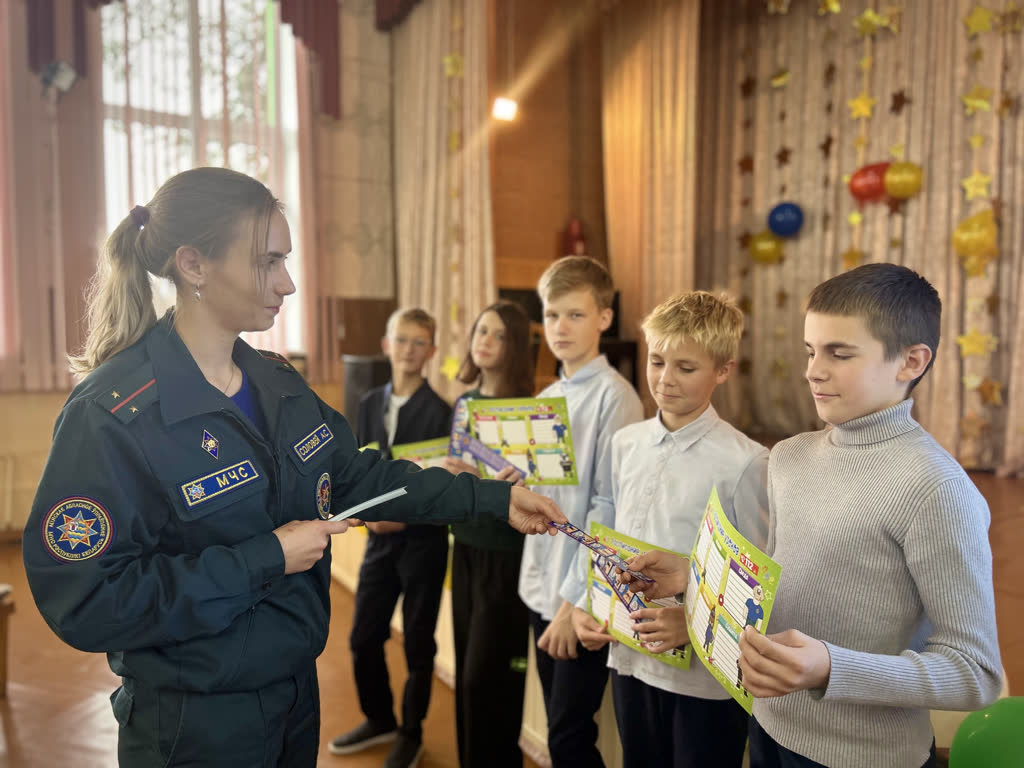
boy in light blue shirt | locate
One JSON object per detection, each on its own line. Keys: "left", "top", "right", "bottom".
{"left": 518, "top": 256, "right": 644, "bottom": 766}
{"left": 572, "top": 291, "right": 768, "bottom": 768}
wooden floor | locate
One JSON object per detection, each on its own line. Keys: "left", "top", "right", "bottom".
{"left": 0, "top": 470, "right": 1020, "bottom": 767}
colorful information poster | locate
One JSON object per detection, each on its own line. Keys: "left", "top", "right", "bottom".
{"left": 461, "top": 397, "right": 578, "bottom": 485}
{"left": 391, "top": 437, "right": 450, "bottom": 469}
{"left": 683, "top": 487, "right": 781, "bottom": 713}
{"left": 585, "top": 521, "right": 691, "bottom": 671}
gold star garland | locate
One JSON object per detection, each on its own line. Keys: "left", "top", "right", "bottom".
{"left": 443, "top": 0, "right": 466, "bottom": 383}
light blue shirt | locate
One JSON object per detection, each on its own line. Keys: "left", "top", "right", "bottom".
{"left": 605, "top": 405, "right": 769, "bottom": 698}
{"left": 518, "top": 355, "right": 644, "bottom": 620}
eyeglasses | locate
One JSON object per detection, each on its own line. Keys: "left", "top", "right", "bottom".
{"left": 392, "top": 337, "right": 431, "bottom": 350}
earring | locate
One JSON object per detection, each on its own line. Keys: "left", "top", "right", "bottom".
{"left": 194, "top": 286, "right": 201, "bottom": 302}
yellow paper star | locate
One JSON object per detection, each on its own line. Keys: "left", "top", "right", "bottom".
{"left": 771, "top": 357, "right": 788, "bottom": 378}
{"left": 963, "top": 374, "right": 983, "bottom": 390}
{"left": 450, "top": 301, "right": 461, "bottom": 326}
{"left": 978, "top": 377, "right": 1003, "bottom": 405}
{"left": 440, "top": 355, "right": 461, "bottom": 381}
{"left": 841, "top": 248, "right": 865, "bottom": 270}
{"left": 859, "top": 56, "right": 874, "bottom": 72}
{"left": 969, "top": 133, "right": 987, "bottom": 149}
{"left": 854, "top": 135, "right": 870, "bottom": 150}
{"left": 962, "top": 250, "right": 996, "bottom": 278}
{"left": 448, "top": 131, "right": 462, "bottom": 153}
{"left": 967, "top": 297, "right": 986, "bottom": 313}
{"left": 818, "top": 0, "right": 840, "bottom": 14}
{"left": 854, "top": 9, "right": 889, "bottom": 35}
{"left": 842, "top": 173, "right": 852, "bottom": 184}
{"left": 770, "top": 70, "right": 791, "bottom": 88}
{"left": 965, "top": 6, "right": 996, "bottom": 37}
{"left": 956, "top": 329, "right": 998, "bottom": 357}
{"left": 882, "top": 6, "right": 902, "bottom": 33}
{"left": 889, "top": 143, "right": 905, "bottom": 159}
{"left": 962, "top": 85, "right": 993, "bottom": 116}
{"left": 848, "top": 211, "right": 863, "bottom": 226}
{"left": 443, "top": 53, "right": 464, "bottom": 78}
{"left": 961, "top": 170, "right": 992, "bottom": 200}
{"left": 848, "top": 91, "right": 876, "bottom": 119}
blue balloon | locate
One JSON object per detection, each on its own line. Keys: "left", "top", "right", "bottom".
{"left": 767, "top": 202, "right": 804, "bottom": 237}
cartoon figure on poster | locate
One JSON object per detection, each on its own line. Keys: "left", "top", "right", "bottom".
{"left": 703, "top": 606, "right": 716, "bottom": 653}
{"left": 745, "top": 584, "right": 765, "bottom": 630}
{"left": 552, "top": 414, "right": 568, "bottom": 444}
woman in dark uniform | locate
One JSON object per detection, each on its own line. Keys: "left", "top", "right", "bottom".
{"left": 22, "top": 167, "right": 564, "bottom": 767}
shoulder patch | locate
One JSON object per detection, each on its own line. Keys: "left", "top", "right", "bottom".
{"left": 42, "top": 497, "right": 115, "bottom": 563}
{"left": 99, "top": 363, "right": 158, "bottom": 424}
{"left": 258, "top": 349, "right": 296, "bottom": 372}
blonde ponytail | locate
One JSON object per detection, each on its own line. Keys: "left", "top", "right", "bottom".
{"left": 68, "top": 217, "right": 158, "bottom": 376}
{"left": 69, "top": 167, "right": 279, "bottom": 378}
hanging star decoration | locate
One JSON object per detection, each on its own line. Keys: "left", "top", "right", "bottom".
{"left": 848, "top": 211, "right": 863, "bottom": 226}
{"left": 740, "top": 76, "right": 757, "bottom": 99}
{"left": 1000, "top": 2, "right": 1024, "bottom": 32}
{"left": 822, "top": 211, "right": 832, "bottom": 229}
{"left": 774, "top": 325, "right": 788, "bottom": 339}
{"left": 848, "top": 92, "right": 876, "bottom": 119}
{"left": 854, "top": 8, "right": 894, "bottom": 36}
{"left": 887, "top": 197, "right": 905, "bottom": 216}
{"left": 883, "top": 5, "right": 903, "bottom": 32}
{"left": 957, "top": 329, "right": 998, "bottom": 357}
{"left": 767, "top": 0, "right": 792, "bottom": 13}
{"left": 961, "top": 170, "right": 992, "bottom": 200}
{"left": 841, "top": 248, "right": 865, "bottom": 270}
{"left": 738, "top": 154, "right": 754, "bottom": 174}
{"left": 991, "top": 197, "right": 1004, "bottom": 221}
{"left": 890, "top": 143, "right": 906, "bottom": 159}
{"left": 738, "top": 231, "right": 752, "bottom": 249}
{"left": 890, "top": 237, "right": 903, "bottom": 248}
{"left": 986, "top": 294, "right": 1001, "bottom": 315}
{"left": 965, "top": 5, "right": 996, "bottom": 37}
{"left": 854, "top": 135, "right": 870, "bottom": 150}
{"left": 962, "top": 85, "right": 993, "bottom": 116}
{"left": 961, "top": 411, "right": 990, "bottom": 440}
{"left": 770, "top": 70, "right": 791, "bottom": 88}
{"left": 738, "top": 296, "right": 753, "bottom": 314}
{"left": 978, "top": 377, "right": 1004, "bottom": 405}
{"left": 776, "top": 290, "right": 789, "bottom": 308}
{"left": 824, "top": 62, "right": 837, "bottom": 87}
{"left": 819, "top": 0, "right": 840, "bottom": 14}
{"left": 776, "top": 146, "right": 792, "bottom": 167}
{"left": 819, "top": 135, "right": 834, "bottom": 158}
{"left": 963, "top": 373, "right": 983, "bottom": 390}
{"left": 890, "top": 89, "right": 911, "bottom": 114}
{"left": 859, "top": 55, "right": 874, "bottom": 73}
{"left": 842, "top": 173, "right": 852, "bottom": 184}
{"left": 962, "top": 250, "right": 996, "bottom": 278}
{"left": 448, "top": 131, "right": 462, "bottom": 153}
{"left": 440, "top": 355, "right": 461, "bottom": 381}
{"left": 967, "top": 296, "right": 986, "bottom": 313}
{"left": 741, "top": 196, "right": 752, "bottom": 208}
{"left": 998, "top": 93, "right": 1021, "bottom": 118}
{"left": 738, "top": 358, "right": 753, "bottom": 376}
{"left": 443, "top": 53, "right": 464, "bottom": 78}
{"left": 771, "top": 357, "right": 788, "bottom": 379}
{"left": 969, "top": 133, "right": 987, "bottom": 149}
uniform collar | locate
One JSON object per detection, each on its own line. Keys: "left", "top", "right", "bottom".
{"left": 560, "top": 354, "right": 612, "bottom": 385}
{"left": 649, "top": 403, "right": 719, "bottom": 452}
{"left": 147, "top": 312, "right": 301, "bottom": 426}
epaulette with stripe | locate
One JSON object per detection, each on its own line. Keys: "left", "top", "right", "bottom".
{"left": 98, "top": 363, "right": 159, "bottom": 424}
{"left": 258, "top": 349, "right": 297, "bottom": 372}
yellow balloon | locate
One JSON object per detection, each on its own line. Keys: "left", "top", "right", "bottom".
{"left": 952, "top": 208, "right": 998, "bottom": 259}
{"left": 884, "top": 162, "right": 923, "bottom": 199}
{"left": 750, "top": 230, "right": 784, "bottom": 264}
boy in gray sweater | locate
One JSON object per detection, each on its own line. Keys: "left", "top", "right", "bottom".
{"left": 626, "top": 264, "right": 1002, "bottom": 767}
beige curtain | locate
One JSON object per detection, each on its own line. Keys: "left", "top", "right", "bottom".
{"left": 601, "top": 0, "right": 701, "bottom": 412}
{"left": 695, "top": 0, "right": 1022, "bottom": 473}
{"left": 0, "top": 0, "right": 105, "bottom": 393}
{"left": 393, "top": 0, "right": 496, "bottom": 401}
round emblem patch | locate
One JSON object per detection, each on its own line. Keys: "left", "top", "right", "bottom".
{"left": 316, "top": 473, "right": 332, "bottom": 519}
{"left": 42, "top": 497, "right": 115, "bottom": 563}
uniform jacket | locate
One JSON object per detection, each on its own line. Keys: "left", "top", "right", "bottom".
{"left": 23, "top": 314, "right": 510, "bottom": 693}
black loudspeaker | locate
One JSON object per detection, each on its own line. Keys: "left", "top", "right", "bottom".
{"left": 341, "top": 354, "right": 391, "bottom": 422}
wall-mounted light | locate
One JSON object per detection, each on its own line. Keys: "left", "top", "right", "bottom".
{"left": 492, "top": 96, "right": 518, "bottom": 121}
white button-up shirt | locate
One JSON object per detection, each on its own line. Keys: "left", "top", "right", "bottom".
{"left": 605, "top": 405, "right": 769, "bottom": 698}
{"left": 518, "top": 355, "right": 644, "bottom": 620}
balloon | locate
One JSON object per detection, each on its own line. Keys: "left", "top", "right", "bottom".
{"left": 950, "top": 697, "right": 1024, "bottom": 768}
{"left": 767, "top": 202, "right": 804, "bottom": 237}
{"left": 884, "top": 162, "right": 924, "bottom": 199}
{"left": 849, "top": 162, "right": 890, "bottom": 203}
{"left": 749, "top": 230, "right": 784, "bottom": 264}
{"left": 952, "top": 209, "right": 998, "bottom": 259}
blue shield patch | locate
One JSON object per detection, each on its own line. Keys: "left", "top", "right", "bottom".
{"left": 42, "top": 497, "right": 115, "bottom": 563}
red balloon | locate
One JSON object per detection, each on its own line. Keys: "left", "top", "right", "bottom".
{"left": 849, "top": 162, "right": 890, "bottom": 203}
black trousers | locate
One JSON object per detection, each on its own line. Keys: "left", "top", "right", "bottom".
{"left": 349, "top": 528, "right": 449, "bottom": 738}
{"left": 451, "top": 540, "right": 529, "bottom": 768}
{"left": 611, "top": 670, "right": 748, "bottom": 768}
{"left": 528, "top": 610, "right": 610, "bottom": 768}
{"left": 115, "top": 665, "right": 319, "bottom": 767}
{"left": 749, "top": 718, "right": 937, "bottom": 768}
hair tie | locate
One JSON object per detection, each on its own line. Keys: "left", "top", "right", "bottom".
{"left": 129, "top": 205, "right": 150, "bottom": 230}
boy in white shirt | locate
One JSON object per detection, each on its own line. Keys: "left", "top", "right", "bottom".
{"left": 572, "top": 291, "right": 768, "bottom": 767}
{"left": 518, "top": 256, "right": 644, "bottom": 766}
